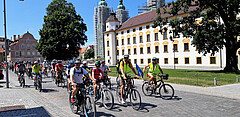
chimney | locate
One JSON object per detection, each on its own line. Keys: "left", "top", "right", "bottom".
{"left": 13, "top": 35, "right": 16, "bottom": 41}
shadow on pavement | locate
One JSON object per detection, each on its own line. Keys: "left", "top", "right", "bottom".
{"left": 154, "top": 95, "right": 182, "bottom": 101}
{"left": 96, "top": 112, "right": 116, "bottom": 117}
{"left": 41, "top": 89, "right": 59, "bottom": 93}
{"left": 138, "top": 102, "right": 157, "bottom": 112}
{"left": 0, "top": 106, "right": 51, "bottom": 117}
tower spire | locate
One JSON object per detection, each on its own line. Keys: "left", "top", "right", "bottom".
{"left": 120, "top": 0, "right": 123, "bottom": 5}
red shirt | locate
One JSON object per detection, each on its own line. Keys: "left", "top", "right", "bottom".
{"left": 92, "top": 68, "right": 103, "bottom": 79}
{"left": 55, "top": 64, "right": 63, "bottom": 71}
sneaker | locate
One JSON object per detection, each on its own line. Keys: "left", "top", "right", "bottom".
{"left": 71, "top": 97, "right": 75, "bottom": 103}
{"left": 121, "top": 99, "right": 126, "bottom": 104}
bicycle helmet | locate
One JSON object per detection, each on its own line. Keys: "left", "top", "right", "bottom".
{"left": 124, "top": 54, "right": 129, "bottom": 58}
{"left": 152, "top": 57, "right": 157, "bottom": 61}
{"left": 57, "top": 60, "right": 62, "bottom": 63}
{"left": 95, "top": 61, "right": 101, "bottom": 67}
{"left": 75, "top": 60, "right": 81, "bottom": 64}
{"left": 34, "top": 61, "right": 38, "bottom": 64}
{"left": 69, "top": 60, "right": 74, "bottom": 64}
{"left": 53, "top": 59, "right": 56, "bottom": 62}
{"left": 82, "top": 61, "right": 87, "bottom": 64}
{"left": 101, "top": 60, "right": 105, "bottom": 63}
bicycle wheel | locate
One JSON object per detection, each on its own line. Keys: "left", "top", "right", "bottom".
{"left": 69, "top": 91, "right": 79, "bottom": 114}
{"left": 142, "top": 82, "right": 152, "bottom": 96}
{"left": 115, "top": 86, "right": 122, "bottom": 103}
{"left": 22, "top": 78, "right": 25, "bottom": 88}
{"left": 102, "top": 89, "right": 114, "bottom": 110}
{"left": 130, "top": 89, "right": 141, "bottom": 111}
{"left": 85, "top": 95, "right": 96, "bottom": 117}
{"left": 105, "top": 79, "right": 111, "bottom": 89}
{"left": 159, "top": 84, "right": 174, "bottom": 100}
{"left": 38, "top": 79, "right": 42, "bottom": 92}
{"left": 131, "top": 78, "right": 135, "bottom": 86}
{"left": 116, "top": 75, "right": 120, "bottom": 86}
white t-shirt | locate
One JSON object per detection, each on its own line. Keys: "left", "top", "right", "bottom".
{"left": 70, "top": 67, "right": 88, "bottom": 84}
{"left": 43, "top": 62, "right": 48, "bottom": 68}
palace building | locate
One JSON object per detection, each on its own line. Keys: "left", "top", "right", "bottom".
{"left": 103, "top": 7, "right": 230, "bottom": 69}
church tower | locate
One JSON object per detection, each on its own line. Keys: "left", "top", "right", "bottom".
{"left": 116, "top": 0, "right": 129, "bottom": 25}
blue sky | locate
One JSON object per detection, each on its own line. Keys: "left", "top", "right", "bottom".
{"left": 0, "top": 0, "right": 172, "bottom": 47}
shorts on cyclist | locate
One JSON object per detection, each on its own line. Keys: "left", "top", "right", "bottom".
{"left": 18, "top": 71, "right": 25, "bottom": 75}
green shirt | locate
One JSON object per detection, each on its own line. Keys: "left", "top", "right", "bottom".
{"left": 32, "top": 65, "right": 41, "bottom": 73}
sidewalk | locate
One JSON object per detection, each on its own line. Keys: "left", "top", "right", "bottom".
{"left": 111, "top": 76, "right": 240, "bottom": 100}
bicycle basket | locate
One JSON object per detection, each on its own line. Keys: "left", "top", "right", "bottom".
{"left": 162, "top": 74, "right": 169, "bottom": 80}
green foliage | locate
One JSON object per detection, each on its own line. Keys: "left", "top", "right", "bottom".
{"left": 37, "top": 0, "right": 87, "bottom": 60}
{"left": 84, "top": 49, "right": 94, "bottom": 59}
{"left": 154, "top": 0, "right": 240, "bottom": 72}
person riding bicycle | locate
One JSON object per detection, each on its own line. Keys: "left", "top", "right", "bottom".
{"left": 32, "top": 61, "right": 41, "bottom": 85}
{"left": 26, "top": 61, "right": 32, "bottom": 77}
{"left": 120, "top": 55, "right": 139, "bottom": 104}
{"left": 91, "top": 61, "right": 104, "bottom": 100}
{"left": 143, "top": 57, "right": 164, "bottom": 88}
{"left": 42, "top": 60, "right": 48, "bottom": 73}
{"left": 51, "top": 59, "right": 57, "bottom": 77}
{"left": 70, "top": 60, "right": 89, "bottom": 103}
{"left": 100, "top": 60, "right": 111, "bottom": 83}
{"left": 82, "top": 61, "right": 90, "bottom": 71}
{"left": 66, "top": 60, "right": 75, "bottom": 92}
{"left": 55, "top": 60, "right": 64, "bottom": 83}
{"left": 17, "top": 61, "right": 26, "bottom": 81}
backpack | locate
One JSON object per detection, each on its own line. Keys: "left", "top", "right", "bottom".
{"left": 90, "top": 68, "right": 101, "bottom": 76}
{"left": 116, "top": 59, "right": 130, "bottom": 74}
{"left": 73, "top": 67, "right": 83, "bottom": 75}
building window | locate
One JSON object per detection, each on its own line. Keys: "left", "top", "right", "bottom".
{"left": 197, "top": 57, "right": 202, "bottom": 64}
{"left": 173, "top": 31, "right": 179, "bottom": 38}
{"left": 32, "top": 45, "right": 35, "bottom": 49}
{"left": 21, "top": 51, "right": 25, "bottom": 56}
{"left": 139, "top": 27, "right": 142, "bottom": 31}
{"left": 146, "top": 25, "right": 150, "bottom": 29}
{"left": 133, "top": 37, "right": 136, "bottom": 44}
{"left": 147, "top": 47, "right": 151, "bottom": 54}
{"left": 139, "top": 36, "right": 143, "bottom": 43}
{"left": 163, "top": 30, "right": 168, "bottom": 40}
{"left": 32, "top": 52, "right": 35, "bottom": 55}
{"left": 185, "top": 57, "right": 190, "bottom": 64}
{"left": 107, "top": 41, "right": 109, "bottom": 47}
{"left": 164, "top": 58, "right": 168, "bottom": 64}
{"left": 117, "top": 50, "right": 119, "bottom": 56}
{"left": 116, "top": 25, "right": 118, "bottom": 28}
{"left": 121, "top": 31, "right": 124, "bottom": 34}
{"left": 184, "top": 43, "right": 189, "bottom": 52}
{"left": 127, "top": 30, "right": 130, "bottom": 33}
{"left": 116, "top": 40, "right": 119, "bottom": 46}
{"left": 37, "top": 52, "right": 40, "bottom": 55}
{"left": 27, "top": 52, "right": 30, "bottom": 56}
{"left": 128, "top": 49, "right": 131, "bottom": 55}
{"left": 155, "top": 33, "right": 158, "bottom": 41}
{"left": 134, "top": 59, "right": 137, "bottom": 64}
{"left": 147, "top": 34, "right": 150, "bottom": 42}
{"left": 164, "top": 45, "right": 168, "bottom": 53}
{"left": 155, "top": 46, "right": 159, "bottom": 53}
{"left": 134, "top": 48, "right": 137, "bottom": 55}
{"left": 127, "top": 38, "right": 130, "bottom": 45}
{"left": 140, "top": 47, "right": 143, "bottom": 54}
{"left": 174, "top": 58, "right": 178, "bottom": 64}
{"left": 133, "top": 29, "right": 136, "bottom": 32}
{"left": 107, "top": 50, "right": 110, "bottom": 56}
{"left": 148, "top": 58, "right": 151, "bottom": 64}
{"left": 107, "top": 34, "right": 109, "bottom": 37}
{"left": 21, "top": 45, "right": 25, "bottom": 49}
{"left": 26, "top": 39, "right": 30, "bottom": 43}
{"left": 27, "top": 45, "right": 30, "bottom": 49}
{"left": 122, "top": 49, "right": 124, "bottom": 55}
{"left": 122, "top": 39, "right": 124, "bottom": 45}
{"left": 210, "top": 57, "right": 216, "bottom": 64}
{"left": 173, "top": 44, "right": 178, "bottom": 52}
{"left": 15, "top": 52, "right": 19, "bottom": 56}
{"left": 140, "top": 59, "right": 144, "bottom": 64}
{"left": 107, "top": 25, "right": 109, "bottom": 28}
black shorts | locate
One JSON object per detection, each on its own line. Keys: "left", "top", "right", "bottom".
{"left": 18, "top": 71, "right": 24, "bottom": 75}
{"left": 96, "top": 79, "right": 102, "bottom": 84}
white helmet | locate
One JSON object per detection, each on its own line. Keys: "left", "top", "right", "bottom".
{"left": 83, "top": 61, "right": 87, "bottom": 64}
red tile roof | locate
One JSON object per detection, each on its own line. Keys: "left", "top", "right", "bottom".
{"left": 79, "top": 47, "right": 88, "bottom": 54}
{"left": 117, "top": 6, "right": 198, "bottom": 31}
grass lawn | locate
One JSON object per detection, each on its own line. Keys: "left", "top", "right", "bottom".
{"left": 108, "top": 67, "right": 240, "bottom": 87}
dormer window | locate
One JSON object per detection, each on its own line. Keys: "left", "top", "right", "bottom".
{"left": 116, "top": 25, "right": 118, "bottom": 28}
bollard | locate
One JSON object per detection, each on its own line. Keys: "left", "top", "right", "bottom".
{"left": 214, "top": 77, "right": 217, "bottom": 85}
{"left": 237, "top": 76, "right": 239, "bottom": 82}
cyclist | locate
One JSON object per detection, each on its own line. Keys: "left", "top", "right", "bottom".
{"left": 120, "top": 55, "right": 139, "bottom": 104}
{"left": 91, "top": 61, "right": 104, "bottom": 100}
{"left": 26, "top": 61, "right": 32, "bottom": 77}
{"left": 55, "top": 60, "right": 64, "bottom": 83}
{"left": 51, "top": 60, "right": 57, "bottom": 77}
{"left": 66, "top": 60, "right": 75, "bottom": 92}
{"left": 42, "top": 60, "right": 48, "bottom": 73}
{"left": 70, "top": 60, "right": 89, "bottom": 103}
{"left": 143, "top": 57, "right": 163, "bottom": 88}
{"left": 82, "top": 61, "right": 90, "bottom": 71}
{"left": 17, "top": 61, "right": 26, "bottom": 82}
{"left": 32, "top": 61, "right": 41, "bottom": 85}
{"left": 100, "top": 60, "right": 112, "bottom": 73}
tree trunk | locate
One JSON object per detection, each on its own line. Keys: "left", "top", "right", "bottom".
{"left": 224, "top": 43, "right": 239, "bottom": 72}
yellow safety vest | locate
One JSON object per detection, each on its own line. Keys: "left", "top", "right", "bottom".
{"left": 149, "top": 63, "right": 160, "bottom": 74}
{"left": 121, "top": 60, "right": 131, "bottom": 76}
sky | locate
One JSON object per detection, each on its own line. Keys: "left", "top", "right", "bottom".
{"left": 0, "top": 0, "right": 173, "bottom": 47}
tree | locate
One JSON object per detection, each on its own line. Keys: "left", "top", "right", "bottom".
{"left": 153, "top": 0, "right": 240, "bottom": 72}
{"left": 36, "top": 0, "right": 87, "bottom": 60}
{"left": 84, "top": 49, "right": 94, "bottom": 59}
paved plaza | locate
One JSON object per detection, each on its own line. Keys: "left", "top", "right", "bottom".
{"left": 0, "top": 70, "right": 240, "bottom": 117}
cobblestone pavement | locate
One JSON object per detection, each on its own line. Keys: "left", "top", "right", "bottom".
{"left": 0, "top": 70, "right": 240, "bottom": 117}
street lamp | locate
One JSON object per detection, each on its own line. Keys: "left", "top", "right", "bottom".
{"left": 4, "top": 0, "right": 24, "bottom": 88}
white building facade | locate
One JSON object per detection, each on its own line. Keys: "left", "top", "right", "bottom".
{"left": 104, "top": 8, "right": 228, "bottom": 69}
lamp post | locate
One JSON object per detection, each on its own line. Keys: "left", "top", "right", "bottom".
{"left": 4, "top": 0, "right": 24, "bottom": 88}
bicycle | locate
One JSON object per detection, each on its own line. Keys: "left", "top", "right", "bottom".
{"left": 19, "top": 72, "right": 25, "bottom": 88}
{"left": 89, "top": 80, "right": 114, "bottom": 110}
{"left": 116, "top": 73, "right": 134, "bottom": 86}
{"left": 69, "top": 84, "right": 96, "bottom": 116}
{"left": 26, "top": 68, "right": 33, "bottom": 80}
{"left": 56, "top": 71, "right": 65, "bottom": 87}
{"left": 34, "top": 73, "right": 42, "bottom": 92}
{"left": 42, "top": 67, "right": 48, "bottom": 78}
{"left": 116, "top": 76, "right": 141, "bottom": 111}
{"left": 142, "top": 73, "right": 174, "bottom": 100}
{"left": 102, "top": 71, "right": 111, "bottom": 89}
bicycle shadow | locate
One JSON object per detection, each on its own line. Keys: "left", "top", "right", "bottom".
{"left": 95, "top": 102, "right": 122, "bottom": 112}
{"left": 41, "top": 89, "right": 59, "bottom": 93}
{"left": 154, "top": 95, "right": 182, "bottom": 101}
{"left": 138, "top": 102, "right": 157, "bottom": 112}
{"left": 96, "top": 112, "right": 116, "bottom": 117}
